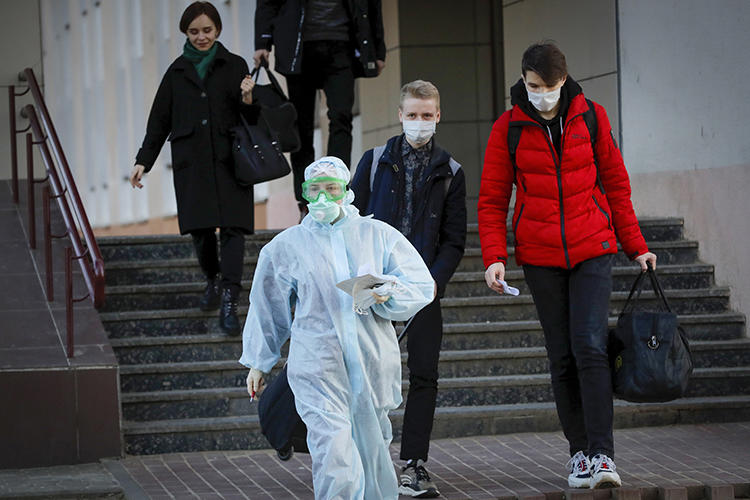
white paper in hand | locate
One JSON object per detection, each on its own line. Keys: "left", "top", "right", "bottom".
{"left": 336, "top": 274, "right": 385, "bottom": 296}
{"left": 497, "top": 279, "right": 520, "bottom": 296}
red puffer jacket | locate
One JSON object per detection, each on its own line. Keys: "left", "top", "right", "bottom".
{"left": 478, "top": 92, "right": 648, "bottom": 269}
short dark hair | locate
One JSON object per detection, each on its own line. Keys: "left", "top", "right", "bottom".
{"left": 521, "top": 42, "right": 568, "bottom": 86}
{"left": 179, "top": 1, "right": 222, "bottom": 34}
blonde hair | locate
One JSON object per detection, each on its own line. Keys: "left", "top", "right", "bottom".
{"left": 399, "top": 80, "right": 440, "bottom": 110}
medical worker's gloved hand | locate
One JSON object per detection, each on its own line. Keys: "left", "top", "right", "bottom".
{"left": 372, "top": 292, "right": 390, "bottom": 304}
{"left": 246, "top": 368, "right": 266, "bottom": 401}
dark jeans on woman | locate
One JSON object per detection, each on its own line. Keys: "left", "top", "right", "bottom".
{"left": 286, "top": 40, "right": 355, "bottom": 203}
{"left": 191, "top": 227, "right": 245, "bottom": 295}
{"left": 400, "top": 297, "right": 443, "bottom": 462}
{"left": 522, "top": 254, "right": 614, "bottom": 459}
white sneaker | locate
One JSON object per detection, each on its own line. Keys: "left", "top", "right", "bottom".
{"left": 590, "top": 454, "right": 621, "bottom": 489}
{"left": 566, "top": 450, "right": 591, "bottom": 488}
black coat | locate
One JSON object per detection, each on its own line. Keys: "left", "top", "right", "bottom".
{"left": 135, "top": 42, "right": 256, "bottom": 234}
{"left": 255, "top": 0, "right": 385, "bottom": 77}
{"left": 352, "top": 135, "right": 467, "bottom": 298}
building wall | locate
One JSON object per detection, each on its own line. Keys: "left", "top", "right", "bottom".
{"left": 619, "top": 0, "right": 750, "bottom": 318}
{"left": 0, "top": 0, "right": 44, "bottom": 183}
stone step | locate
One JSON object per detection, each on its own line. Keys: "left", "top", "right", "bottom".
{"left": 120, "top": 394, "right": 750, "bottom": 454}
{"left": 455, "top": 240, "right": 700, "bottom": 272}
{"left": 439, "top": 287, "right": 731, "bottom": 323}
{"left": 96, "top": 218, "right": 685, "bottom": 264}
{"left": 464, "top": 217, "right": 685, "bottom": 248}
{"left": 97, "top": 231, "right": 277, "bottom": 263}
{"left": 100, "top": 300, "right": 745, "bottom": 342}
{"left": 100, "top": 263, "right": 715, "bottom": 312}
{"left": 111, "top": 328, "right": 750, "bottom": 376}
{"left": 446, "top": 264, "right": 714, "bottom": 297}
{"left": 102, "top": 239, "right": 699, "bottom": 287}
{"left": 441, "top": 313, "right": 746, "bottom": 350}
{"left": 120, "top": 361, "right": 750, "bottom": 423}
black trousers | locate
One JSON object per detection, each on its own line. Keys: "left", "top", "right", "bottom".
{"left": 400, "top": 297, "right": 443, "bottom": 462}
{"left": 190, "top": 227, "right": 245, "bottom": 295}
{"left": 286, "top": 40, "right": 355, "bottom": 203}
{"left": 522, "top": 254, "right": 615, "bottom": 459}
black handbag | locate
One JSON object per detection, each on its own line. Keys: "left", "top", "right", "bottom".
{"left": 257, "top": 365, "right": 308, "bottom": 461}
{"left": 608, "top": 265, "right": 693, "bottom": 402}
{"left": 250, "top": 62, "right": 301, "bottom": 153}
{"left": 230, "top": 114, "right": 291, "bottom": 187}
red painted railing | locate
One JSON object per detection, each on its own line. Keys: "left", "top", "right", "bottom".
{"left": 8, "top": 68, "right": 105, "bottom": 358}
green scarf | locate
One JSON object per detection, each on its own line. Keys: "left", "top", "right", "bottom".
{"left": 182, "top": 39, "right": 218, "bottom": 80}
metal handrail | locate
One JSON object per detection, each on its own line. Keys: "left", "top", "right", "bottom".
{"left": 21, "top": 67, "right": 105, "bottom": 310}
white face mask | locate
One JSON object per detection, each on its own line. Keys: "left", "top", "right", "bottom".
{"left": 402, "top": 120, "right": 436, "bottom": 146}
{"left": 308, "top": 196, "right": 341, "bottom": 224}
{"left": 527, "top": 87, "right": 561, "bottom": 113}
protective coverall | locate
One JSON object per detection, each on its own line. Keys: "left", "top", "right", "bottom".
{"left": 240, "top": 203, "right": 434, "bottom": 499}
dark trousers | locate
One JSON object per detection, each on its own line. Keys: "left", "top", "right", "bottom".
{"left": 190, "top": 227, "right": 245, "bottom": 295}
{"left": 400, "top": 297, "right": 443, "bottom": 462}
{"left": 286, "top": 40, "right": 355, "bottom": 203}
{"left": 522, "top": 254, "right": 614, "bottom": 459}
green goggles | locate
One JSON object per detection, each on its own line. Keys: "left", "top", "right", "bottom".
{"left": 301, "top": 177, "right": 347, "bottom": 203}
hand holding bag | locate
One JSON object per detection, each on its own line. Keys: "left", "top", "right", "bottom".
{"left": 230, "top": 113, "right": 291, "bottom": 187}
{"left": 250, "top": 61, "right": 301, "bottom": 153}
{"left": 608, "top": 264, "right": 693, "bottom": 402}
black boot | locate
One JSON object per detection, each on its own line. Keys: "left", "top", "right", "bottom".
{"left": 199, "top": 276, "right": 220, "bottom": 311}
{"left": 219, "top": 288, "right": 241, "bottom": 336}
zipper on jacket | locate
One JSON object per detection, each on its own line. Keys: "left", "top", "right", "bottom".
{"left": 291, "top": 7, "right": 306, "bottom": 72}
{"left": 592, "top": 195, "right": 612, "bottom": 230}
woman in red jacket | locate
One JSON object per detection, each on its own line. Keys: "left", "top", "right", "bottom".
{"left": 478, "top": 42, "right": 656, "bottom": 489}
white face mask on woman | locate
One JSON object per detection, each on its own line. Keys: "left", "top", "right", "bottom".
{"left": 308, "top": 196, "right": 341, "bottom": 224}
{"left": 402, "top": 120, "right": 436, "bottom": 146}
{"left": 527, "top": 87, "right": 561, "bottom": 113}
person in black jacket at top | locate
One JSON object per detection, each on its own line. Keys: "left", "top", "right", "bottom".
{"left": 351, "top": 80, "right": 467, "bottom": 498}
{"left": 253, "top": 0, "right": 386, "bottom": 219}
{"left": 130, "top": 1, "right": 256, "bottom": 336}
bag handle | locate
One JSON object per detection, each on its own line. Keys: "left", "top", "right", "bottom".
{"left": 250, "top": 61, "right": 287, "bottom": 99}
{"left": 620, "top": 263, "right": 672, "bottom": 317}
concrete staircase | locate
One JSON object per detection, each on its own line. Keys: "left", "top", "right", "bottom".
{"left": 97, "top": 218, "right": 750, "bottom": 455}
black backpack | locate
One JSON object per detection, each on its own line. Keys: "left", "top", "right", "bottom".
{"left": 507, "top": 99, "right": 604, "bottom": 193}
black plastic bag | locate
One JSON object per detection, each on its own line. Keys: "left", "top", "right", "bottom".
{"left": 250, "top": 62, "right": 301, "bottom": 153}
{"left": 609, "top": 265, "right": 693, "bottom": 402}
{"left": 230, "top": 114, "right": 291, "bottom": 187}
{"left": 257, "top": 365, "right": 308, "bottom": 460}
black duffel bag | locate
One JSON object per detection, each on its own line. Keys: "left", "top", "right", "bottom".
{"left": 608, "top": 264, "right": 693, "bottom": 402}
{"left": 251, "top": 61, "right": 301, "bottom": 153}
{"left": 257, "top": 365, "right": 308, "bottom": 461}
{"left": 230, "top": 113, "right": 291, "bottom": 187}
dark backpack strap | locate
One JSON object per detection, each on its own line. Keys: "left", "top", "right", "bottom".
{"left": 507, "top": 124, "right": 523, "bottom": 182}
{"left": 584, "top": 98, "right": 605, "bottom": 194}
{"left": 369, "top": 144, "right": 387, "bottom": 192}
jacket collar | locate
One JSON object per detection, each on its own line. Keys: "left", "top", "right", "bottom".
{"left": 379, "top": 134, "right": 453, "bottom": 178}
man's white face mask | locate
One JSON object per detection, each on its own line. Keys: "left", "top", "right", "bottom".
{"left": 527, "top": 87, "right": 561, "bottom": 113}
{"left": 402, "top": 120, "right": 436, "bottom": 146}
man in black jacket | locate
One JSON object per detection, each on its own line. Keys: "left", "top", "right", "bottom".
{"left": 351, "top": 80, "right": 467, "bottom": 498}
{"left": 253, "top": 0, "right": 386, "bottom": 218}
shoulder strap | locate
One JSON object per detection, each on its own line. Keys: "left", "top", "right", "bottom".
{"left": 369, "top": 144, "right": 387, "bottom": 192}
{"left": 584, "top": 99, "right": 605, "bottom": 194}
{"left": 507, "top": 124, "right": 522, "bottom": 178}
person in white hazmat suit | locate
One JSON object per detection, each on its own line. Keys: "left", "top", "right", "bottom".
{"left": 240, "top": 156, "right": 435, "bottom": 500}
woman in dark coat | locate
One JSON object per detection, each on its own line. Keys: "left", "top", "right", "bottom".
{"left": 130, "top": 1, "right": 255, "bottom": 335}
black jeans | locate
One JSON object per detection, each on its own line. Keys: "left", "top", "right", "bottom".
{"left": 190, "top": 227, "right": 245, "bottom": 295}
{"left": 286, "top": 40, "right": 355, "bottom": 203}
{"left": 400, "top": 297, "right": 443, "bottom": 462}
{"left": 522, "top": 254, "right": 614, "bottom": 459}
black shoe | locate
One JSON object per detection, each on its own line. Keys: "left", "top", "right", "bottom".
{"left": 399, "top": 460, "right": 440, "bottom": 498}
{"left": 199, "top": 276, "right": 220, "bottom": 311}
{"left": 219, "top": 288, "right": 241, "bottom": 336}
